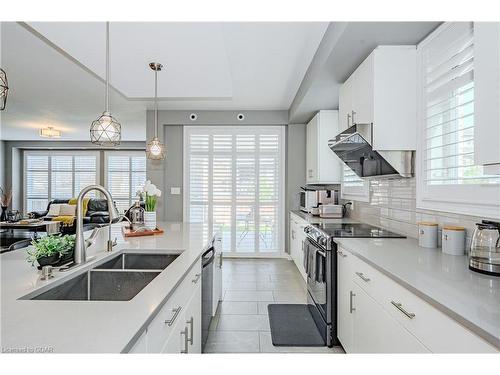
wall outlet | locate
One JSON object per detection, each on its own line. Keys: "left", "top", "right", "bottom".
{"left": 170, "top": 187, "right": 181, "bottom": 195}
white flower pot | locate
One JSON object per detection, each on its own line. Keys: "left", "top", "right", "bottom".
{"left": 144, "top": 211, "right": 157, "bottom": 230}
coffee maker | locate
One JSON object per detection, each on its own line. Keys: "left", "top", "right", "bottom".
{"left": 469, "top": 220, "right": 500, "bottom": 276}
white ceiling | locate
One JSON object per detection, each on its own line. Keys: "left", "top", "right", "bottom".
{"left": 0, "top": 22, "right": 327, "bottom": 140}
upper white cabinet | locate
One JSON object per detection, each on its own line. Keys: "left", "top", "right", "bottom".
{"left": 474, "top": 22, "right": 500, "bottom": 170}
{"left": 306, "top": 110, "right": 342, "bottom": 184}
{"left": 338, "top": 46, "right": 417, "bottom": 151}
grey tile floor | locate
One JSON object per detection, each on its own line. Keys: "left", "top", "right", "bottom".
{"left": 204, "top": 258, "right": 344, "bottom": 354}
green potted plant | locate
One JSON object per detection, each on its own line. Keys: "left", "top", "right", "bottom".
{"left": 27, "top": 234, "right": 76, "bottom": 270}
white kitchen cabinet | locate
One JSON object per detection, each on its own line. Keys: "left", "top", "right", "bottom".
{"left": 126, "top": 260, "right": 202, "bottom": 353}
{"left": 338, "top": 46, "right": 417, "bottom": 151}
{"left": 351, "top": 282, "right": 429, "bottom": 353}
{"left": 161, "top": 309, "right": 188, "bottom": 353}
{"left": 338, "top": 79, "right": 353, "bottom": 132}
{"left": 289, "top": 213, "right": 307, "bottom": 281}
{"left": 161, "top": 274, "right": 202, "bottom": 354}
{"left": 337, "top": 246, "right": 498, "bottom": 353}
{"left": 184, "top": 280, "right": 202, "bottom": 353}
{"left": 306, "top": 110, "right": 342, "bottom": 184}
{"left": 336, "top": 248, "right": 354, "bottom": 352}
{"left": 474, "top": 22, "right": 500, "bottom": 171}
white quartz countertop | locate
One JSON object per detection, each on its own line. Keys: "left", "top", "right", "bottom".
{"left": 0, "top": 221, "right": 208, "bottom": 353}
{"left": 290, "top": 210, "right": 358, "bottom": 224}
{"left": 334, "top": 237, "right": 500, "bottom": 348}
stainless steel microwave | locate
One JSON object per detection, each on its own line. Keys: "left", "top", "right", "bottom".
{"left": 299, "top": 190, "right": 319, "bottom": 213}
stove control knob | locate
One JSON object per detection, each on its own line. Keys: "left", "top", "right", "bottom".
{"left": 304, "top": 226, "right": 312, "bottom": 234}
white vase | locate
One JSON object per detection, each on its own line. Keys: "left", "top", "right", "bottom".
{"left": 144, "top": 211, "right": 157, "bottom": 230}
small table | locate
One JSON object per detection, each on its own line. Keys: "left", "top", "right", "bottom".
{"left": 0, "top": 220, "right": 62, "bottom": 238}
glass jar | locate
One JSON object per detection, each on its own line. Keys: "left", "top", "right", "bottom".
{"left": 129, "top": 202, "right": 145, "bottom": 229}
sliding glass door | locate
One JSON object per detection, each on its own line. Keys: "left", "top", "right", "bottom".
{"left": 184, "top": 126, "right": 285, "bottom": 255}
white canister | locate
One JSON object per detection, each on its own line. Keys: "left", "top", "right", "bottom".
{"left": 418, "top": 222, "right": 438, "bottom": 248}
{"left": 442, "top": 226, "right": 466, "bottom": 255}
{"left": 144, "top": 211, "right": 157, "bottom": 230}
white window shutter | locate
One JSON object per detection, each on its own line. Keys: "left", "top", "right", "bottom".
{"left": 184, "top": 126, "right": 284, "bottom": 254}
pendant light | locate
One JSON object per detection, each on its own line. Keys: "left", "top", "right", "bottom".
{"left": 90, "top": 22, "right": 121, "bottom": 146}
{"left": 0, "top": 68, "right": 8, "bottom": 111}
{"left": 146, "top": 62, "right": 166, "bottom": 160}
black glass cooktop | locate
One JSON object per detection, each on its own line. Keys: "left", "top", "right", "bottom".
{"left": 312, "top": 223, "right": 405, "bottom": 239}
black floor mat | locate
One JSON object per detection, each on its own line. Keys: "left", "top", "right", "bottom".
{"left": 268, "top": 304, "right": 326, "bottom": 347}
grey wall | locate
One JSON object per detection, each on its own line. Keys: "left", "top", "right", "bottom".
{"left": 147, "top": 110, "right": 290, "bottom": 222}
{"left": 2, "top": 140, "right": 145, "bottom": 212}
{"left": 285, "top": 124, "right": 307, "bottom": 251}
{"left": 0, "top": 140, "right": 5, "bottom": 191}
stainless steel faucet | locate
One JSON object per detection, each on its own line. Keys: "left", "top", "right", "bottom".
{"left": 74, "top": 185, "right": 120, "bottom": 265}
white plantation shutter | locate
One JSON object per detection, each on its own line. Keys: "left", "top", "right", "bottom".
{"left": 105, "top": 152, "right": 147, "bottom": 213}
{"left": 24, "top": 152, "right": 98, "bottom": 213}
{"left": 184, "top": 126, "right": 285, "bottom": 254}
{"left": 417, "top": 22, "right": 500, "bottom": 218}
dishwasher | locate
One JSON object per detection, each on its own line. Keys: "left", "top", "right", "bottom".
{"left": 201, "top": 242, "right": 215, "bottom": 351}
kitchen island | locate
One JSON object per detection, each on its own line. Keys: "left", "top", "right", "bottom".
{"left": 0, "top": 221, "right": 209, "bottom": 353}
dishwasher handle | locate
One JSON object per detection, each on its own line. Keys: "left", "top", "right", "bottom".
{"left": 202, "top": 247, "right": 215, "bottom": 268}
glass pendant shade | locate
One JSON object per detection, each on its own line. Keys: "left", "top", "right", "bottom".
{"left": 90, "top": 111, "right": 121, "bottom": 146}
{"left": 0, "top": 68, "right": 8, "bottom": 111}
{"left": 146, "top": 62, "right": 166, "bottom": 161}
{"left": 90, "top": 22, "right": 121, "bottom": 146}
{"left": 146, "top": 136, "right": 166, "bottom": 160}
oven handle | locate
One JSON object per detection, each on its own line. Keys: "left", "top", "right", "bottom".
{"left": 305, "top": 237, "right": 327, "bottom": 255}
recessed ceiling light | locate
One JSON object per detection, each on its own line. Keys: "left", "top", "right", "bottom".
{"left": 39, "top": 127, "right": 61, "bottom": 138}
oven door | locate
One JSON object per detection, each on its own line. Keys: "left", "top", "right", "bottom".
{"left": 304, "top": 238, "right": 330, "bottom": 324}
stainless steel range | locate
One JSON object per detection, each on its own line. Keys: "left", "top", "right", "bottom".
{"left": 303, "top": 222, "right": 405, "bottom": 347}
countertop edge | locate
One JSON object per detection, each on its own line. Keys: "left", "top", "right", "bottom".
{"left": 336, "top": 240, "right": 500, "bottom": 349}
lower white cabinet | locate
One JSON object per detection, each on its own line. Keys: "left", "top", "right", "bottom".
{"left": 351, "top": 283, "right": 429, "bottom": 353}
{"left": 126, "top": 260, "right": 202, "bottom": 354}
{"left": 162, "top": 281, "right": 202, "bottom": 354}
{"left": 336, "top": 248, "right": 354, "bottom": 352}
{"left": 289, "top": 213, "right": 307, "bottom": 281}
{"left": 337, "top": 246, "right": 498, "bottom": 353}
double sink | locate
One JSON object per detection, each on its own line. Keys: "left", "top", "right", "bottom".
{"left": 28, "top": 253, "right": 179, "bottom": 302}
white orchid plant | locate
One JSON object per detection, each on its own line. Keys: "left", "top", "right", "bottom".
{"left": 137, "top": 180, "right": 162, "bottom": 212}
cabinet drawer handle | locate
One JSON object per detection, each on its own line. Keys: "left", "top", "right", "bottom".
{"left": 347, "top": 113, "right": 351, "bottom": 128}
{"left": 187, "top": 317, "right": 194, "bottom": 345}
{"left": 164, "top": 306, "right": 182, "bottom": 326}
{"left": 219, "top": 252, "right": 223, "bottom": 269}
{"left": 337, "top": 250, "right": 347, "bottom": 258}
{"left": 349, "top": 291, "right": 356, "bottom": 313}
{"left": 351, "top": 110, "right": 356, "bottom": 125}
{"left": 192, "top": 273, "right": 201, "bottom": 284}
{"left": 355, "top": 272, "right": 370, "bottom": 282}
{"left": 291, "top": 230, "right": 295, "bottom": 240}
{"left": 391, "top": 301, "right": 416, "bottom": 319}
{"left": 180, "top": 326, "right": 189, "bottom": 353}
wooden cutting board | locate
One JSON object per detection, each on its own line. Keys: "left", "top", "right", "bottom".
{"left": 122, "top": 226, "right": 164, "bottom": 238}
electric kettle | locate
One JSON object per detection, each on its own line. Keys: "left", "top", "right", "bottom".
{"left": 469, "top": 220, "right": 500, "bottom": 276}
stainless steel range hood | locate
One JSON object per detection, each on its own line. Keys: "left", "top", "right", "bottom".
{"left": 328, "top": 124, "right": 414, "bottom": 179}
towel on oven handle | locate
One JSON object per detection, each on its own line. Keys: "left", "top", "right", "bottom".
{"left": 315, "top": 251, "right": 325, "bottom": 283}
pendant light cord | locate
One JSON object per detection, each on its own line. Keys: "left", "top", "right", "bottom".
{"left": 105, "top": 21, "right": 110, "bottom": 113}
{"left": 154, "top": 68, "right": 158, "bottom": 138}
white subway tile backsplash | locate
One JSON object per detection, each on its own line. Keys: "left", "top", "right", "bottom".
{"left": 348, "top": 177, "right": 486, "bottom": 243}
